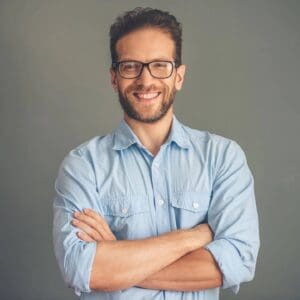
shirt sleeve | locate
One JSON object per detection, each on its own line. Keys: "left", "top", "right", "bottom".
{"left": 204, "top": 140, "right": 260, "bottom": 294}
{"left": 52, "top": 148, "right": 98, "bottom": 296}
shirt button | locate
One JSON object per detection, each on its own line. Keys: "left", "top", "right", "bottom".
{"left": 153, "top": 162, "right": 159, "bottom": 168}
{"left": 192, "top": 202, "right": 199, "bottom": 209}
{"left": 158, "top": 198, "right": 164, "bottom": 206}
{"left": 122, "top": 207, "right": 128, "bottom": 214}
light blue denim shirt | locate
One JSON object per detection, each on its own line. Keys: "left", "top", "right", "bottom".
{"left": 53, "top": 115, "right": 260, "bottom": 300}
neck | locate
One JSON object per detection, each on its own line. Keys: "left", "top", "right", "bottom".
{"left": 124, "top": 109, "right": 174, "bottom": 156}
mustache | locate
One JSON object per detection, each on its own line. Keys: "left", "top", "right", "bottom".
{"left": 127, "top": 84, "right": 160, "bottom": 93}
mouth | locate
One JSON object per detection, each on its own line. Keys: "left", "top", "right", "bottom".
{"left": 133, "top": 91, "right": 161, "bottom": 101}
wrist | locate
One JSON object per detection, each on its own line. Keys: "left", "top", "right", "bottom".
{"left": 180, "top": 229, "right": 203, "bottom": 252}
{"left": 184, "top": 224, "right": 213, "bottom": 250}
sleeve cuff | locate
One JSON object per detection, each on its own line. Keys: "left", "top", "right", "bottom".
{"left": 69, "top": 241, "right": 97, "bottom": 296}
{"left": 205, "top": 239, "right": 243, "bottom": 294}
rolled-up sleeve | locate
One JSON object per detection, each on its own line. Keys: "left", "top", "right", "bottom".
{"left": 205, "top": 140, "right": 260, "bottom": 294}
{"left": 52, "top": 148, "right": 98, "bottom": 296}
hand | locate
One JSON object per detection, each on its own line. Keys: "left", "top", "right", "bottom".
{"left": 71, "top": 208, "right": 116, "bottom": 242}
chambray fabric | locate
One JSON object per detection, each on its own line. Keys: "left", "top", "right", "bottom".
{"left": 53, "top": 115, "right": 260, "bottom": 299}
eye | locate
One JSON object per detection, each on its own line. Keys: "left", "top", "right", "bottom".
{"left": 121, "top": 62, "right": 140, "bottom": 72}
{"left": 152, "top": 61, "right": 168, "bottom": 69}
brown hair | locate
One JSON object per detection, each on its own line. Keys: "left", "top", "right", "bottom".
{"left": 109, "top": 7, "right": 182, "bottom": 66}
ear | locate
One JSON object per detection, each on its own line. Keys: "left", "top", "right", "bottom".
{"left": 110, "top": 68, "right": 118, "bottom": 92}
{"left": 174, "top": 64, "right": 186, "bottom": 91}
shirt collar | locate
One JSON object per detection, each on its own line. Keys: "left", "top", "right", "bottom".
{"left": 112, "top": 119, "right": 139, "bottom": 150}
{"left": 112, "top": 115, "right": 191, "bottom": 151}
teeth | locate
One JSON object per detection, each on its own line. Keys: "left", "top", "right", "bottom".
{"left": 136, "top": 92, "right": 159, "bottom": 99}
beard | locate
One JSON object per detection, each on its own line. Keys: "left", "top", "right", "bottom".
{"left": 118, "top": 84, "right": 176, "bottom": 124}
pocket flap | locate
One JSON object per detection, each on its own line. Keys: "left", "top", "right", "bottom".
{"left": 101, "top": 194, "right": 149, "bottom": 217}
{"left": 171, "top": 191, "right": 211, "bottom": 213}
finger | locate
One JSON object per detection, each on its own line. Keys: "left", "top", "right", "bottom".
{"left": 74, "top": 211, "right": 101, "bottom": 229}
{"left": 72, "top": 219, "right": 103, "bottom": 241}
{"left": 77, "top": 231, "right": 96, "bottom": 242}
{"left": 82, "top": 209, "right": 116, "bottom": 241}
{"left": 83, "top": 209, "right": 112, "bottom": 232}
{"left": 73, "top": 212, "right": 109, "bottom": 240}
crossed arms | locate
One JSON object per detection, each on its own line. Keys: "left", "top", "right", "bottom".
{"left": 71, "top": 209, "right": 222, "bottom": 292}
{"left": 53, "top": 141, "right": 259, "bottom": 294}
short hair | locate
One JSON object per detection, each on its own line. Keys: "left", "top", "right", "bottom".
{"left": 109, "top": 7, "right": 182, "bottom": 66}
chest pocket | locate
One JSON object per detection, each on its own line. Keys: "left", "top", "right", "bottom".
{"left": 100, "top": 194, "right": 151, "bottom": 240}
{"left": 169, "top": 191, "right": 211, "bottom": 229}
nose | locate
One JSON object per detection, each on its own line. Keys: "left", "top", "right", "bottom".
{"left": 135, "top": 65, "right": 155, "bottom": 85}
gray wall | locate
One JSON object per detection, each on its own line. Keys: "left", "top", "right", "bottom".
{"left": 1, "top": 1, "right": 299, "bottom": 299}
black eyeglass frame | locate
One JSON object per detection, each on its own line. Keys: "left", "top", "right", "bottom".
{"left": 111, "top": 60, "right": 180, "bottom": 79}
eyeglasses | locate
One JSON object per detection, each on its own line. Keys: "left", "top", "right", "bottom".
{"left": 112, "top": 60, "right": 178, "bottom": 79}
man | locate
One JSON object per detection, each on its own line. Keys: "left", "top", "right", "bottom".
{"left": 53, "top": 7, "right": 260, "bottom": 300}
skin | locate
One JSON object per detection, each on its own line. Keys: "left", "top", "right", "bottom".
{"left": 111, "top": 27, "right": 186, "bottom": 155}
{"left": 72, "top": 209, "right": 221, "bottom": 292}
{"left": 72, "top": 27, "right": 223, "bottom": 292}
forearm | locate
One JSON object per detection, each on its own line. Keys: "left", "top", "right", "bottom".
{"left": 90, "top": 229, "right": 204, "bottom": 292}
{"left": 137, "top": 248, "right": 222, "bottom": 291}
{"left": 139, "top": 278, "right": 221, "bottom": 292}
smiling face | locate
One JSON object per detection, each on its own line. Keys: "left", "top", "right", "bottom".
{"left": 111, "top": 27, "right": 186, "bottom": 123}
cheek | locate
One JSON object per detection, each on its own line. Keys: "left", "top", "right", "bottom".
{"left": 125, "top": 79, "right": 139, "bottom": 91}
{"left": 124, "top": 84, "right": 135, "bottom": 98}
{"left": 164, "top": 86, "right": 170, "bottom": 97}
{"left": 162, "top": 81, "right": 175, "bottom": 96}
{"left": 118, "top": 82, "right": 132, "bottom": 97}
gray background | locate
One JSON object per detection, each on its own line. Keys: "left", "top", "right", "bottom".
{"left": 0, "top": 1, "right": 299, "bottom": 299}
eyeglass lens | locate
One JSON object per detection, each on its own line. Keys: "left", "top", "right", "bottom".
{"left": 119, "top": 61, "right": 173, "bottom": 79}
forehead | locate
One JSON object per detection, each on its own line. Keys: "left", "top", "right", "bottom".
{"left": 116, "top": 27, "right": 175, "bottom": 62}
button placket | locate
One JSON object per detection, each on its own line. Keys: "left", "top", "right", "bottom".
{"left": 151, "top": 154, "right": 169, "bottom": 234}
{"left": 158, "top": 196, "right": 164, "bottom": 206}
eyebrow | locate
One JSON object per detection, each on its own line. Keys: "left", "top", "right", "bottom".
{"left": 118, "top": 57, "right": 173, "bottom": 62}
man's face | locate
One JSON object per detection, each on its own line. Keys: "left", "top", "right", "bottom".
{"left": 111, "top": 27, "right": 186, "bottom": 123}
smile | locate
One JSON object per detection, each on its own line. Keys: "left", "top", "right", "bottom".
{"left": 133, "top": 92, "right": 161, "bottom": 100}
